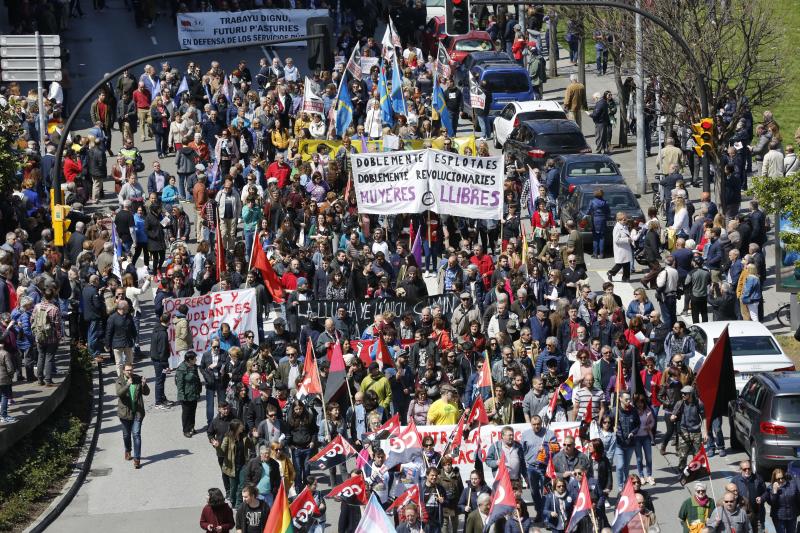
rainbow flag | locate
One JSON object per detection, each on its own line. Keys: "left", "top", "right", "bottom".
{"left": 559, "top": 376, "right": 574, "bottom": 401}
{"left": 263, "top": 480, "right": 293, "bottom": 533}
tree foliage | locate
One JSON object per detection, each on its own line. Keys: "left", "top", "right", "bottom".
{"left": 750, "top": 174, "right": 800, "bottom": 254}
{"left": 0, "top": 104, "right": 23, "bottom": 195}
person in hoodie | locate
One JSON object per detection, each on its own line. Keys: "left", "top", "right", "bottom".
{"left": 174, "top": 136, "right": 198, "bottom": 200}
{"left": 172, "top": 304, "right": 193, "bottom": 355}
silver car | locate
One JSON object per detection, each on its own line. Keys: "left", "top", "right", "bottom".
{"left": 729, "top": 372, "right": 800, "bottom": 476}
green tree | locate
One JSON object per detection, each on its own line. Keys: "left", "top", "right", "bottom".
{"left": 0, "top": 105, "right": 23, "bottom": 194}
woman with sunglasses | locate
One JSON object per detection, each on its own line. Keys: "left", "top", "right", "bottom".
{"left": 765, "top": 468, "right": 800, "bottom": 533}
{"left": 678, "top": 481, "right": 716, "bottom": 533}
{"left": 543, "top": 477, "right": 573, "bottom": 533}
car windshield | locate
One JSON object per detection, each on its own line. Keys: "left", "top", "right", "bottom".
{"left": 722, "top": 335, "right": 783, "bottom": 356}
{"left": 773, "top": 395, "right": 800, "bottom": 422}
{"left": 534, "top": 132, "right": 587, "bottom": 152}
{"left": 567, "top": 161, "right": 620, "bottom": 176}
{"left": 581, "top": 191, "right": 637, "bottom": 210}
{"left": 454, "top": 39, "right": 492, "bottom": 52}
{"left": 483, "top": 72, "right": 529, "bottom": 93}
{"left": 518, "top": 110, "right": 568, "bottom": 121}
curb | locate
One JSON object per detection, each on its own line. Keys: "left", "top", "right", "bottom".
{"left": 23, "top": 362, "right": 104, "bottom": 533}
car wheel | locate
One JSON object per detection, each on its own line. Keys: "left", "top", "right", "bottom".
{"left": 728, "top": 412, "right": 741, "bottom": 450}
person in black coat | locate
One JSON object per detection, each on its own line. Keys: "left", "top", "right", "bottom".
{"left": 144, "top": 203, "right": 167, "bottom": 273}
{"left": 749, "top": 200, "right": 768, "bottom": 246}
{"left": 709, "top": 282, "right": 738, "bottom": 321}
{"left": 641, "top": 220, "right": 663, "bottom": 289}
{"left": 150, "top": 313, "right": 172, "bottom": 406}
{"left": 105, "top": 299, "right": 137, "bottom": 377}
{"left": 590, "top": 92, "right": 611, "bottom": 154}
{"left": 200, "top": 339, "right": 231, "bottom": 427}
{"left": 243, "top": 445, "right": 281, "bottom": 500}
{"left": 64, "top": 223, "right": 87, "bottom": 264}
{"left": 82, "top": 273, "right": 106, "bottom": 360}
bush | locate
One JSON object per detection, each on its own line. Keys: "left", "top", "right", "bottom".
{"left": 0, "top": 344, "right": 93, "bottom": 531}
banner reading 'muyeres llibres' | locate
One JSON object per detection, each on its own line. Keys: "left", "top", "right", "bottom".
{"left": 351, "top": 149, "right": 503, "bottom": 219}
{"left": 176, "top": 9, "right": 327, "bottom": 50}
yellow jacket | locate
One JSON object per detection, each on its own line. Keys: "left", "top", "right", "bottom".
{"left": 271, "top": 129, "right": 290, "bottom": 150}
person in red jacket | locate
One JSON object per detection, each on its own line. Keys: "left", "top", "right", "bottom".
{"left": 199, "top": 487, "right": 235, "bottom": 532}
{"left": 265, "top": 153, "right": 291, "bottom": 189}
{"left": 469, "top": 243, "right": 494, "bottom": 290}
{"left": 640, "top": 355, "right": 662, "bottom": 417}
{"left": 63, "top": 149, "right": 83, "bottom": 183}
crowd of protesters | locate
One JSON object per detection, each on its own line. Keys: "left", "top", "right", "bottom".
{"left": 1, "top": 1, "right": 800, "bottom": 532}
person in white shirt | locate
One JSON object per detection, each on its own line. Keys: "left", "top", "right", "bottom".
{"left": 784, "top": 145, "right": 799, "bottom": 176}
{"left": 282, "top": 57, "right": 299, "bottom": 82}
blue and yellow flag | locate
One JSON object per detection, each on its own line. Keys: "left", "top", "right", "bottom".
{"left": 379, "top": 62, "right": 394, "bottom": 127}
{"left": 433, "top": 75, "right": 453, "bottom": 136}
{"left": 335, "top": 80, "right": 354, "bottom": 137}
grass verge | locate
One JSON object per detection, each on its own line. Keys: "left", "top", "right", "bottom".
{"left": 0, "top": 345, "right": 92, "bottom": 531}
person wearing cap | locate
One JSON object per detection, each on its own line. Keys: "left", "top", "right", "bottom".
{"left": 451, "top": 292, "right": 481, "bottom": 339}
{"left": 673, "top": 385, "right": 706, "bottom": 472}
{"left": 361, "top": 362, "right": 392, "bottom": 411}
{"left": 464, "top": 264, "right": 486, "bottom": 307}
{"left": 175, "top": 351, "right": 202, "bottom": 438}
{"left": 529, "top": 305, "right": 553, "bottom": 348}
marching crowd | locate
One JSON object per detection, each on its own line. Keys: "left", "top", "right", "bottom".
{"left": 1, "top": 2, "right": 800, "bottom": 533}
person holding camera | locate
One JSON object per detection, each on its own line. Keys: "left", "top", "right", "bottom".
{"left": 116, "top": 362, "right": 150, "bottom": 469}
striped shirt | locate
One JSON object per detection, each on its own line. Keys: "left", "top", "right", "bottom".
{"left": 572, "top": 386, "right": 604, "bottom": 421}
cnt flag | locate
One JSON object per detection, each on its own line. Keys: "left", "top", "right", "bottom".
{"left": 310, "top": 434, "right": 357, "bottom": 470}
{"left": 355, "top": 493, "right": 397, "bottom": 533}
{"left": 679, "top": 444, "right": 711, "bottom": 486}
{"left": 384, "top": 420, "right": 424, "bottom": 469}
{"left": 327, "top": 474, "right": 369, "bottom": 505}
{"left": 263, "top": 480, "right": 294, "bottom": 533}
{"left": 610, "top": 478, "right": 639, "bottom": 533}
{"left": 485, "top": 454, "right": 516, "bottom": 530}
{"left": 565, "top": 474, "right": 593, "bottom": 533}
{"left": 695, "top": 325, "right": 737, "bottom": 427}
{"left": 324, "top": 339, "right": 347, "bottom": 403}
{"left": 290, "top": 486, "right": 321, "bottom": 530}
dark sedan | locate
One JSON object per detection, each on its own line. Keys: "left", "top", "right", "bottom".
{"left": 503, "top": 119, "right": 591, "bottom": 170}
{"left": 559, "top": 184, "right": 645, "bottom": 247}
{"left": 554, "top": 154, "right": 626, "bottom": 199}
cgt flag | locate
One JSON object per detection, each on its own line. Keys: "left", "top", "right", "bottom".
{"left": 565, "top": 474, "right": 593, "bottom": 533}
{"left": 680, "top": 444, "right": 711, "bottom": 486}
{"left": 485, "top": 454, "right": 516, "bottom": 531}
{"left": 327, "top": 474, "right": 369, "bottom": 505}
{"left": 611, "top": 478, "right": 639, "bottom": 533}
{"left": 696, "top": 325, "right": 737, "bottom": 427}
{"left": 365, "top": 413, "right": 401, "bottom": 442}
{"left": 310, "top": 434, "right": 357, "bottom": 470}
{"left": 384, "top": 420, "right": 424, "bottom": 469}
{"left": 290, "top": 486, "right": 320, "bottom": 530}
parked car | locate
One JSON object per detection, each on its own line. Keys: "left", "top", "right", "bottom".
{"left": 453, "top": 51, "right": 514, "bottom": 90}
{"left": 558, "top": 183, "right": 644, "bottom": 246}
{"left": 493, "top": 101, "right": 568, "bottom": 147}
{"left": 503, "top": 119, "right": 591, "bottom": 169}
{"left": 441, "top": 32, "right": 494, "bottom": 64}
{"left": 687, "top": 321, "right": 795, "bottom": 391}
{"left": 728, "top": 372, "right": 800, "bottom": 476}
{"left": 553, "top": 154, "right": 626, "bottom": 198}
{"left": 421, "top": 16, "right": 446, "bottom": 57}
{"left": 461, "top": 63, "right": 536, "bottom": 121}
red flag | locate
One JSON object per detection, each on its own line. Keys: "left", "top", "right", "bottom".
{"left": 326, "top": 474, "right": 368, "bottom": 504}
{"left": 611, "top": 478, "right": 639, "bottom": 533}
{"left": 388, "top": 484, "right": 429, "bottom": 521}
{"left": 476, "top": 352, "right": 493, "bottom": 388}
{"left": 584, "top": 397, "right": 594, "bottom": 424}
{"left": 310, "top": 434, "right": 357, "bottom": 469}
{"left": 250, "top": 239, "right": 284, "bottom": 304}
{"left": 547, "top": 388, "right": 559, "bottom": 420}
{"left": 615, "top": 357, "right": 624, "bottom": 396}
{"left": 214, "top": 222, "right": 225, "bottom": 280}
{"left": 680, "top": 444, "right": 712, "bottom": 486}
{"left": 485, "top": 454, "right": 516, "bottom": 530}
{"left": 354, "top": 339, "right": 376, "bottom": 367}
{"left": 365, "top": 413, "right": 401, "bottom": 441}
{"left": 450, "top": 410, "right": 467, "bottom": 451}
{"left": 384, "top": 420, "right": 423, "bottom": 469}
{"left": 696, "top": 326, "right": 737, "bottom": 427}
{"left": 290, "top": 486, "right": 321, "bottom": 530}
{"left": 324, "top": 340, "right": 347, "bottom": 403}
{"left": 546, "top": 456, "right": 557, "bottom": 480}
{"left": 565, "top": 474, "right": 593, "bottom": 532}
{"left": 344, "top": 176, "right": 352, "bottom": 202}
{"left": 375, "top": 336, "right": 395, "bottom": 369}
{"left": 467, "top": 395, "right": 489, "bottom": 426}
{"left": 297, "top": 341, "right": 322, "bottom": 398}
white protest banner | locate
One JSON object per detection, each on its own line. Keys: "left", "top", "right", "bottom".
{"left": 470, "top": 77, "right": 486, "bottom": 110}
{"left": 176, "top": 9, "right": 327, "bottom": 50}
{"left": 360, "top": 56, "right": 379, "bottom": 74}
{"left": 381, "top": 421, "right": 582, "bottom": 486}
{"left": 163, "top": 288, "right": 258, "bottom": 367}
{"left": 302, "top": 77, "right": 324, "bottom": 116}
{"left": 351, "top": 149, "right": 503, "bottom": 219}
{"left": 351, "top": 149, "right": 427, "bottom": 215}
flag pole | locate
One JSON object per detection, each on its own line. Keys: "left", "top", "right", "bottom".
{"left": 310, "top": 339, "right": 330, "bottom": 442}
{"left": 614, "top": 358, "right": 622, "bottom": 433}
{"left": 589, "top": 507, "right": 599, "bottom": 533}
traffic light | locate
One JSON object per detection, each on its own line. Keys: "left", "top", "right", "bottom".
{"left": 445, "top": 0, "right": 471, "bottom": 36}
{"left": 691, "top": 117, "right": 714, "bottom": 157}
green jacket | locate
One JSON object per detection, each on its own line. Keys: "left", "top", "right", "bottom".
{"left": 220, "top": 434, "right": 256, "bottom": 477}
{"left": 175, "top": 361, "right": 202, "bottom": 402}
{"left": 116, "top": 374, "right": 150, "bottom": 420}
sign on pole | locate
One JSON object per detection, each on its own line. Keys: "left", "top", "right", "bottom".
{"left": 2, "top": 58, "right": 61, "bottom": 70}
{"left": 0, "top": 35, "right": 61, "bottom": 46}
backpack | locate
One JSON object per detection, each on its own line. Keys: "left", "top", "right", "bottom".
{"left": 31, "top": 306, "right": 50, "bottom": 344}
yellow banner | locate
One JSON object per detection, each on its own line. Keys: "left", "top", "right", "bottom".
{"left": 298, "top": 135, "right": 478, "bottom": 161}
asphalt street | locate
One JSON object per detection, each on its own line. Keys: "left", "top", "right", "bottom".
{"left": 35, "top": 4, "right": 793, "bottom": 532}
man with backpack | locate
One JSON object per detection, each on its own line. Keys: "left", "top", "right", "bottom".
{"left": 32, "top": 288, "right": 63, "bottom": 387}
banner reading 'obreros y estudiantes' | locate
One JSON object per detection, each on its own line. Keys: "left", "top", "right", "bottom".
{"left": 351, "top": 149, "right": 503, "bottom": 220}
{"left": 163, "top": 288, "right": 258, "bottom": 367}
{"left": 176, "top": 9, "right": 328, "bottom": 50}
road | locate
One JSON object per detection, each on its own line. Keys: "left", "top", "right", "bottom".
{"left": 41, "top": 4, "right": 791, "bottom": 532}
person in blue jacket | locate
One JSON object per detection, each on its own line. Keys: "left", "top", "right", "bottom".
{"left": 764, "top": 468, "right": 800, "bottom": 533}
{"left": 587, "top": 189, "right": 611, "bottom": 259}
{"left": 543, "top": 477, "right": 574, "bottom": 532}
